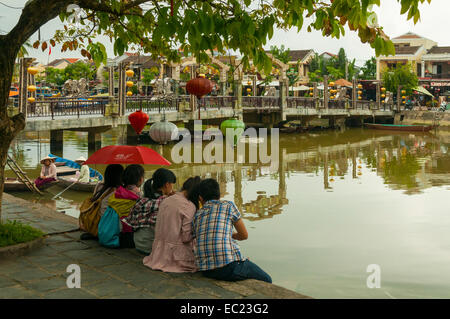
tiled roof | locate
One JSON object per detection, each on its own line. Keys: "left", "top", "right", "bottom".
{"left": 65, "top": 58, "right": 79, "bottom": 64}
{"left": 264, "top": 49, "right": 314, "bottom": 62}
{"left": 46, "top": 59, "right": 65, "bottom": 67}
{"left": 320, "top": 52, "right": 337, "bottom": 58}
{"left": 288, "top": 50, "right": 314, "bottom": 62}
{"left": 122, "top": 55, "right": 160, "bottom": 69}
{"left": 427, "top": 46, "right": 450, "bottom": 54}
{"left": 393, "top": 45, "right": 421, "bottom": 55}
{"left": 393, "top": 32, "right": 422, "bottom": 40}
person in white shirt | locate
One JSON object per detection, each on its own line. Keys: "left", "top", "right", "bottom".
{"left": 75, "top": 156, "right": 90, "bottom": 183}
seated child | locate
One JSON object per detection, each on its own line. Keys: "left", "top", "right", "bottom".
{"left": 192, "top": 178, "right": 272, "bottom": 283}
{"left": 123, "top": 168, "right": 176, "bottom": 255}
{"left": 143, "top": 176, "right": 202, "bottom": 272}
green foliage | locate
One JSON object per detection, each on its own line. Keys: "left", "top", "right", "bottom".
{"left": 308, "top": 70, "right": 323, "bottom": 83}
{"left": 142, "top": 68, "right": 159, "bottom": 85}
{"left": 383, "top": 153, "right": 420, "bottom": 189}
{"left": 45, "top": 67, "right": 66, "bottom": 86}
{"left": 270, "top": 45, "right": 291, "bottom": 64}
{"left": 49, "top": 0, "right": 431, "bottom": 78}
{"left": 0, "top": 220, "right": 44, "bottom": 247}
{"left": 45, "top": 61, "right": 96, "bottom": 86}
{"left": 360, "top": 57, "right": 377, "bottom": 79}
{"left": 382, "top": 63, "right": 418, "bottom": 95}
{"left": 64, "top": 61, "right": 96, "bottom": 81}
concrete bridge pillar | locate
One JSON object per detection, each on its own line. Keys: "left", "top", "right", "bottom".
{"left": 50, "top": 130, "right": 64, "bottom": 156}
{"left": 88, "top": 131, "right": 102, "bottom": 153}
{"left": 126, "top": 125, "right": 138, "bottom": 145}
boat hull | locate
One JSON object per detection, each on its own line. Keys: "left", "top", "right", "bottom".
{"left": 364, "top": 123, "right": 435, "bottom": 132}
{"left": 57, "top": 175, "right": 98, "bottom": 192}
{"left": 4, "top": 178, "right": 59, "bottom": 192}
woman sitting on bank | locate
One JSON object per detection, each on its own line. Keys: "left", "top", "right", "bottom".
{"left": 143, "top": 176, "right": 201, "bottom": 273}
{"left": 123, "top": 168, "right": 177, "bottom": 255}
{"left": 98, "top": 164, "right": 144, "bottom": 249}
{"left": 35, "top": 156, "right": 57, "bottom": 188}
{"left": 80, "top": 164, "right": 124, "bottom": 241}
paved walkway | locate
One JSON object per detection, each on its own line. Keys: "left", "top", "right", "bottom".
{"left": 1, "top": 193, "right": 309, "bottom": 299}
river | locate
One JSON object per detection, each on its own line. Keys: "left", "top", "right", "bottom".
{"left": 6, "top": 126, "right": 450, "bottom": 299}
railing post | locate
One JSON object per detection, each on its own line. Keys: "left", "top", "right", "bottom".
{"left": 323, "top": 76, "right": 329, "bottom": 110}
{"left": 376, "top": 81, "right": 381, "bottom": 110}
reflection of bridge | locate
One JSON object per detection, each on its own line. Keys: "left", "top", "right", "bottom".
{"left": 160, "top": 132, "right": 447, "bottom": 220}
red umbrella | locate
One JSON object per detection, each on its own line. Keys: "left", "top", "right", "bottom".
{"left": 85, "top": 145, "right": 171, "bottom": 165}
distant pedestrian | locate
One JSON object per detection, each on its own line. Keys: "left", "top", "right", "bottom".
{"left": 192, "top": 178, "right": 272, "bottom": 283}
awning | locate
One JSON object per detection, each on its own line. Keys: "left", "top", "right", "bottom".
{"left": 289, "top": 85, "right": 310, "bottom": 91}
{"left": 334, "top": 79, "right": 352, "bottom": 87}
{"left": 413, "top": 86, "right": 433, "bottom": 97}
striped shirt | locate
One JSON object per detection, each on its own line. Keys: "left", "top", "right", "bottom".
{"left": 192, "top": 200, "right": 244, "bottom": 271}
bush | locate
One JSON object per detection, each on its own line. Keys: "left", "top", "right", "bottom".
{"left": 0, "top": 220, "right": 44, "bottom": 247}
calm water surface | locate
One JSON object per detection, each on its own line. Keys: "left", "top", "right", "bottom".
{"left": 7, "top": 127, "right": 450, "bottom": 299}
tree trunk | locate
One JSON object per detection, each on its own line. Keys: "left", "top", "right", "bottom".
{"left": 0, "top": 37, "right": 26, "bottom": 222}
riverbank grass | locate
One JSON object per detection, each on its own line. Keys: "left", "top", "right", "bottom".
{"left": 0, "top": 220, "right": 44, "bottom": 247}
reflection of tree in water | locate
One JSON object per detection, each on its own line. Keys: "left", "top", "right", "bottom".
{"left": 383, "top": 153, "right": 420, "bottom": 190}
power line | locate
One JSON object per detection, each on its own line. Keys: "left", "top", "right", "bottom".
{"left": 0, "top": 1, "right": 23, "bottom": 9}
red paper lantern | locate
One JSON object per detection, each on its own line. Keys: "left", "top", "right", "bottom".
{"left": 186, "top": 76, "right": 213, "bottom": 99}
{"left": 128, "top": 110, "right": 149, "bottom": 135}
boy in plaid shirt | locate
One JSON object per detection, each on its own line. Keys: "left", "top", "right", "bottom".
{"left": 192, "top": 179, "right": 272, "bottom": 283}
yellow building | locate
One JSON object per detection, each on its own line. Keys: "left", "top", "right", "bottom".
{"left": 376, "top": 32, "right": 437, "bottom": 80}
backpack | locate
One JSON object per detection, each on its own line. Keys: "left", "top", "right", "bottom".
{"left": 98, "top": 206, "right": 121, "bottom": 248}
{"left": 79, "top": 188, "right": 114, "bottom": 237}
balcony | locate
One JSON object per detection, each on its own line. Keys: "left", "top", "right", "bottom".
{"left": 421, "top": 72, "right": 450, "bottom": 80}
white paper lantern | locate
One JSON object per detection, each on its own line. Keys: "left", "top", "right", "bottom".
{"left": 148, "top": 120, "right": 178, "bottom": 144}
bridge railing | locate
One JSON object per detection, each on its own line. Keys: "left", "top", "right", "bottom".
{"left": 287, "top": 97, "right": 316, "bottom": 109}
{"left": 242, "top": 96, "right": 280, "bottom": 109}
{"left": 126, "top": 96, "right": 178, "bottom": 113}
{"left": 200, "top": 96, "right": 235, "bottom": 109}
{"left": 26, "top": 97, "right": 108, "bottom": 119}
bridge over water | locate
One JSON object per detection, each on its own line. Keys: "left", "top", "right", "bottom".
{"left": 14, "top": 94, "right": 396, "bottom": 155}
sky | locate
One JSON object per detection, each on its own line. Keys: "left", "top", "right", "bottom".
{"left": 1, "top": 0, "right": 449, "bottom": 67}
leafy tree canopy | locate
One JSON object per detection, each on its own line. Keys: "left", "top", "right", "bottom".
{"left": 270, "top": 45, "right": 291, "bottom": 64}
{"left": 382, "top": 63, "right": 418, "bottom": 95}
{"left": 360, "top": 57, "right": 377, "bottom": 79}
{"left": 20, "top": 0, "right": 431, "bottom": 78}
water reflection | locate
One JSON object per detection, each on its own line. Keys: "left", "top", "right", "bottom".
{"left": 8, "top": 128, "right": 450, "bottom": 220}
{"left": 7, "top": 127, "right": 450, "bottom": 298}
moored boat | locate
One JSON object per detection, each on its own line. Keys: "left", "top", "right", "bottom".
{"left": 364, "top": 123, "right": 435, "bottom": 132}
{"left": 57, "top": 175, "right": 98, "bottom": 192}
{"left": 48, "top": 153, "right": 103, "bottom": 192}
{"left": 4, "top": 177, "right": 59, "bottom": 192}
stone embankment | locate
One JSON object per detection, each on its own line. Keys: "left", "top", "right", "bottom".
{"left": 0, "top": 193, "right": 310, "bottom": 299}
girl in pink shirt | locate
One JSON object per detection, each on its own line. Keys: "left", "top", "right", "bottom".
{"left": 143, "top": 176, "right": 201, "bottom": 273}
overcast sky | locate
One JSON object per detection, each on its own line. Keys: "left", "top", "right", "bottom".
{"left": 1, "top": 0, "right": 449, "bottom": 66}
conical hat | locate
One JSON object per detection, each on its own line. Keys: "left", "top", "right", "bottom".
{"left": 40, "top": 156, "right": 56, "bottom": 164}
